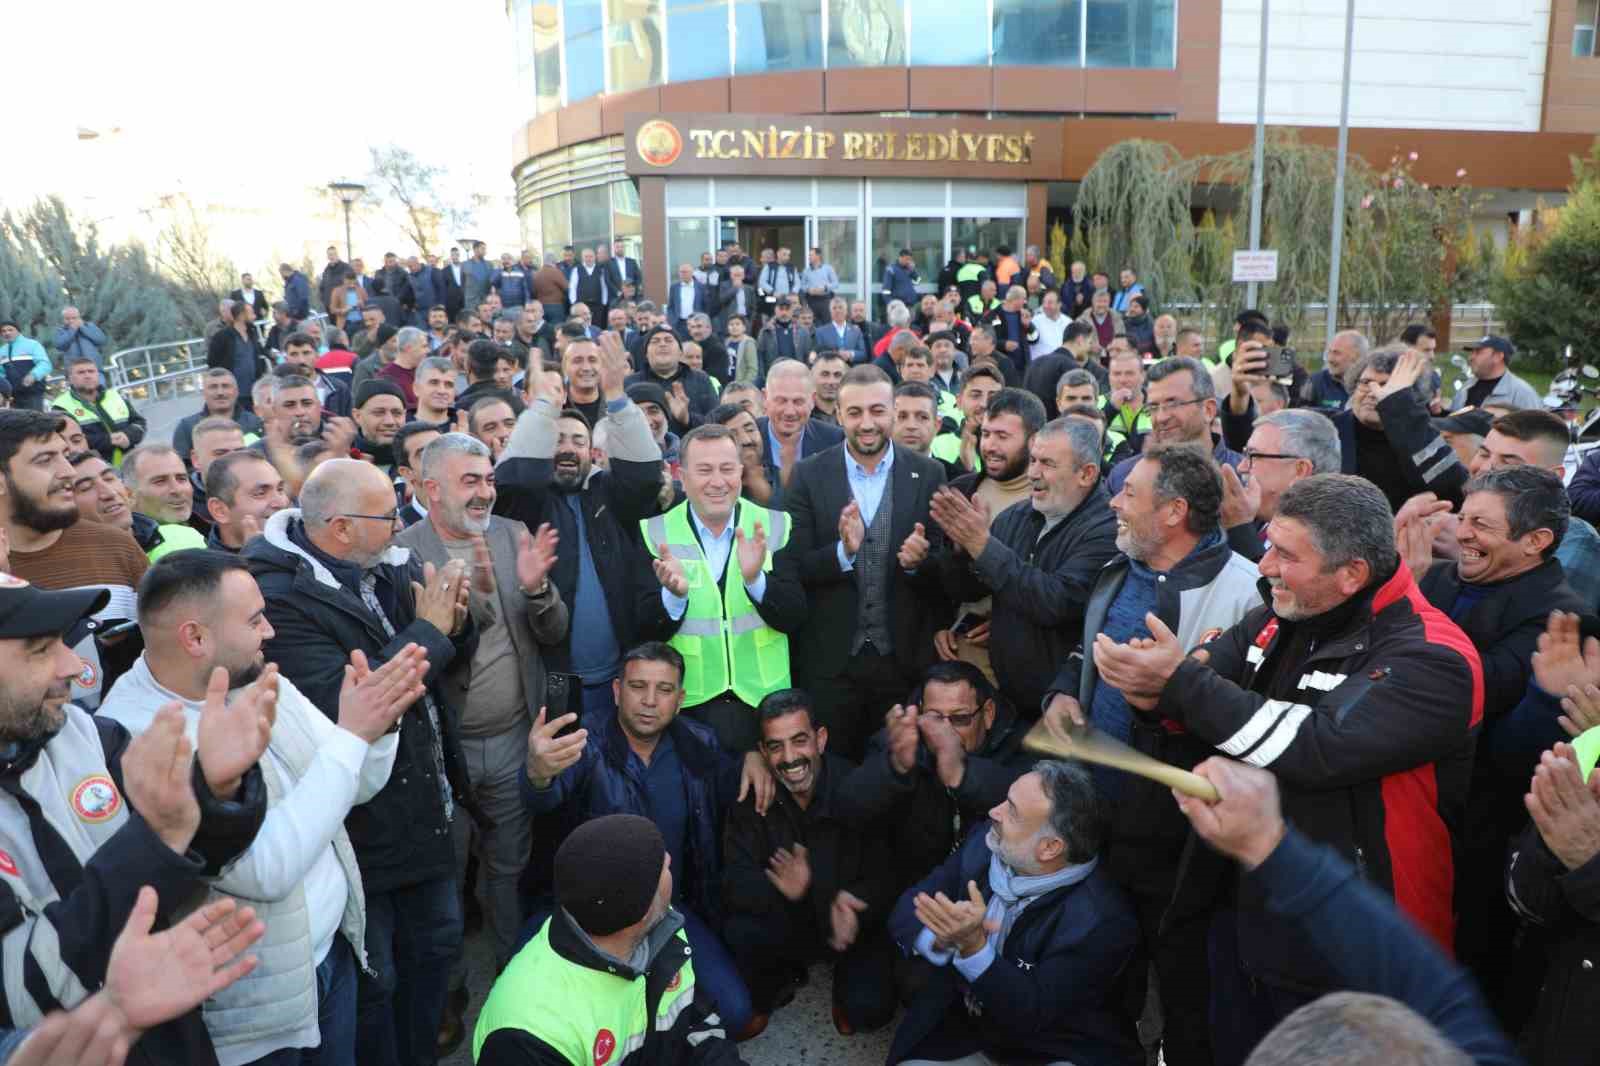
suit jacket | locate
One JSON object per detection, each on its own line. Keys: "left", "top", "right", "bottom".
{"left": 665, "top": 280, "right": 711, "bottom": 335}
{"left": 229, "top": 288, "right": 270, "bottom": 321}
{"left": 773, "top": 443, "right": 948, "bottom": 682}
{"left": 608, "top": 256, "right": 644, "bottom": 294}
{"left": 440, "top": 262, "right": 465, "bottom": 317}
{"left": 394, "top": 514, "right": 569, "bottom": 731}
{"left": 756, "top": 416, "right": 843, "bottom": 510}
{"left": 813, "top": 321, "right": 867, "bottom": 363}
{"left": 715, "top": 282, "right": 759, "bottom": 333}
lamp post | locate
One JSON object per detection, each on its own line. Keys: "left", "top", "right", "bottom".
{"left": 328, "top": 181, "right": 367, "bottom": 261}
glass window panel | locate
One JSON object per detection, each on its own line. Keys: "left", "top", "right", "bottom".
{"left": 541, "top": 192, "right": 572, "bottom": 265}
{"left": 869, "top": 217, "right": 942, "bottom": 316}
{"left": 993, "top": 0, "right": 1081, "bottom": 67}
{"left": 667, "top": 0, "right": 732, "bottom": 81}
{"left": 733, "top": 0, "right": 822, "bottom": 74}
{"left": 612, "top": 181, "right": 642, "bottom": 240}
{"left": 668, "top": 218, "right": 713, "bottom": 278}
{"left": 520, "top": 202, "right": 544, "bottom": 264}
{"left": 908, "top": 0, "right": 986, "bottom": 67}
{"left": 714, "top": 178, "right": 813, "bottom": 206}
{"left": 1087, "top": 0, "right": 1175, "bottom": 68}
{"left": 666, "top": 178, "right": 711, "bottom": 208}
{"left": 606, "top": 0, "right": 666, "bottom": 92}
{"left": 815, "top": 179, "right": 860, "bottom": 207}
{"left": 566, "top": 0, "right": 606, "bottom": 103}
{"left": 815, "top": 218, "right": 858, "bottom": 292}
{"left": 532, "top": 3, "right": 563, "bottom": 113}
{"left": 571, "top": 185, "right": 613, "bottom": 254}
{"left": 951, "top": 218, "right": 1024, "bottom": 268}
{"left": 870, "top": 179, "right": 946, "bottom": 209}
{"left": 951, "top": 182, "right": 1026, "bottom": 209}
{"left": 827, "top": 0, "right": 904, "bottom": 68}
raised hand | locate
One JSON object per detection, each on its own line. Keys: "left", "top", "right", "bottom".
{"left": 886, "top": 704, "right": 920, "bottom": 775}
{"left": 121, "top": 705, "right": 201, "bottom": 855}
{"left": 413, "top": 558, "right": 469, "bottom": 635}
{"left": 1560, "top": 683, "right": 1600, "bottom": 739}
{"left": 1218, "top": 465, "right": 1261, "bottom": 530}
{"left": 653, "top": 543, "right": 689, "bottom": 597}
{"left": 1526, "top": 742, "right": 1600, "bottom": 870}
{"left": 196, "top": 665, "right": 277, "bottom": 801}
{"left": 517, "top": 523, "right": 559, "bottom": 594}
{"left": 1375, "top": 347, "right": 1428, "bottom": 402}
{"left": 1092, "top": 612, "right": 1185, "bottom": 710}
{"left": 829, "top": 891, "right": 869, "bottom": 952}
{"left": 838, "top": 501, "right": 865, "bottom": 557}
{"left": 338, "top": 646, "right": 428, "bottom": 743}
{"left": 666, "top": 382, "right": 691, "bottom": 427}
{"left": 1044, "top": 691, "right": 1088, "bottom": 730}
{"left": 321, "top": 415, "right": 357, "bottom": 458}
{"left": 933, "top": 629, "right": 960, "bottom": 661}
{"left": 897, "top": 522, "right": 931, "bottom": 571}
{"left": 106, "top": 886, "right": 264, "bottom": 1033}
{"left": 455, "top": 408, "right": 471, "bottom": 435}
{"left": 919, "top": 711, "right": 968, "bottom": 788}
{"left": 913, "top": 880, "right": 995, "bottom": 957}
{"left": 929, "top": 487, "right": 989, "bottom": 557}
{"left": 597, "top": 332, "right": 631, "bottom": 400}
{"left": 1173, "top": 757, "right": 1286, "bottom": 870}
{"left": 1535, "top": 611, "right": 1600, "bottom": 701}
{"left": 735, "top": 522, "right": 767, "bottom": 585}
{"left": 526, "top": 708, "right": 587, "bottom": 788}
{"left": 765, "top": 844, "right": 811, "bottom": 901}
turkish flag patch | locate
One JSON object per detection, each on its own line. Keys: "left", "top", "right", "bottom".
{"left": 593, "top": 1028, "right": 616, "bottom": 1065}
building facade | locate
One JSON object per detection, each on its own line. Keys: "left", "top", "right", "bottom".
{"left": 508, "top": 0, "right": 1600, "bottom": 308}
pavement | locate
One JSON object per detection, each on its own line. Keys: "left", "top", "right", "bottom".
{"left": 137, "top": 391, "right": 201, "bottom": 446}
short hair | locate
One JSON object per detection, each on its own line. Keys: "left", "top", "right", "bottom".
{"left": 1258, "top": 409, "right": 1341, "bottom": 475}
{"left": 621, "top": 641, "right": 685, "bottom": 686}
{"left": 811, "top": 349, "right": 850, "bottom": 370}
{"left": 468, "top": 396, "right": 515, "bottom": 430}
{"left": 203, "top": 367, "right": 238, "bottom": 384}
{"left": 206, "top": 448, "right": 275, "bottom": 507}
{"left": 1245, "top": 991, "right": 1473, "bottom": 1066}
{"left": 886, "top": 301, "right": 911, "bottom": 328}
{"left": 467, "top": 339, "right": 508, "bottom": 380}
{"left": 1146, "top": 356, "right": 1216, "bottom": 400}
{"left": 419, "top": 431, "right": 490, "bottom": 482}
{"left": 840, "top": 364, "right": 892, "bottom": 391}
{"left": 0, "top": 410, "right": 69, "bottom": 471}
{"left": 1032, "top": 760, "right": 1106, "bottom": 864}
{"left": 1489, "top": 408, "right": 1570, "bottom": 463}
{"left": 416, "top": 355, "right": 454, "bottom": 379}
{"left": 120, "top": 443, "right": 182, "bottom": 487}
{"left": 271, "top": 370, "right": 316, "bottom": 402}
{"left": 1059, "top": 369, "right": 1098, "bottom": 395}
{"left": 893, "top": 381, "right": 939, "bottom": 415}
{"left": 1062, "top": 402, "right": 1107, "bottom": 428}
{"left": 757, "top": 687, "right": 818, "bottom": 731}
{"left": 962, "top": 363, "right": 1006, "bottom": 391}
{"left": 1398, "top": 323, "right": 1437, "bottom": 346}
{"left": 1275, "top": 474, "right": 1396, "bottom": 575}
{"left": 678, "top": 422, "right": 738, "bottom": 466}
{"left": 65, "top": 354, "right": 97, "bottom": 370}
{"left": 1063, "top": 321, "right": 1096, "bottom": 345}
{"left": 706, "top": 403, "right": 749, "bottom": 427}
{"left": 282, "top": 331, "right": 316, "bottom": 351}
{"left": 1036, "top": 416, "right": 1105, "bottom": 469}
{"left": 909, "top": 659, "right": 995, "bottom": 711}
{"left": 1128, "top": 294, "right": 1148, "bottom": 313}
{"left": 394, "top": 420, "right": 447, "bottom": 470}
{"left": 719, "top": 380, "right": 761, "bottom": 403}
{"left": 191, "top": 416, "right": 242, "bottom": 446}
{"left": 970, "top": 325, "right": 997, "bottom": 346}
{"left": 900, "top": 344, "right": 932, "bottom": 365}
{"left": 986, "top": 388, "right": 1048, "bottom": 436}
{"left": 137, "top": 550, "right": 250, "bottom": 625}
{"left": 1463, "top": 466, "right": 1569, "bottom": 559}
{"left": 765, "top": 359, "right": 812, "bottom": 391}
{"left": 1144, "top": 445, "right": 1223, "bottom": 534}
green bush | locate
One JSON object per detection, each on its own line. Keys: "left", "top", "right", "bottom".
{"left": 1496, "top": 174, "right": 1600, "bottom": 371}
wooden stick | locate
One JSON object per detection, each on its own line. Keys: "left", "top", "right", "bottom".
{"left": 1022, "top": 717, "right": 1220, "bottom": 802}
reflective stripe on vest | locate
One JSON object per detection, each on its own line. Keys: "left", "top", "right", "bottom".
{"left": 472, "top": 919, "right": 696, "bottom": 1064}
{"left": 642, "top": 502, "right": 791, "bottom": 708}
{"left": 51, "top": 390, "right": 132, "bottom": 463}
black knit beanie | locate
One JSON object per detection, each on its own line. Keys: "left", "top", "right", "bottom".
{"left": 555, "top": 814, "right": 667, "bottom": 936}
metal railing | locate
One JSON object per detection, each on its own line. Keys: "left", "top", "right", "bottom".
{"left": 103, "top": 312, "right": 332, "bottom": 403}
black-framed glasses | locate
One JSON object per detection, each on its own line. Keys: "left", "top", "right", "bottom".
{"left": 921, "top": 710, "right": 981, "bottom": 728}
{"left": 1146, "top": 397, "right": 1207, "bottom": 416}
{"left": 1241, "top": 450, "right": 1301, "bottom": 467}
{"left": 340, "top": 510, "right": 401, "bottom": 525}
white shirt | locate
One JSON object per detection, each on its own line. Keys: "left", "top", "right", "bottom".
{"left": 677, "top": 282, "right": 696, "bottom": 320}
{"left": 1031, "top": 310, "right": 1069, "bottom": 358}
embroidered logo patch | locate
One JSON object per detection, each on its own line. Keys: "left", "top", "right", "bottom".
{"left": 666, "top": 971, "right": 682, "bottom": 992}
{"left": 593, "top": 1028, "right": 616, "bottom": 1065}
{"left": 73, "top": 658, "right": 98, "bottom": 690}
{"left": 70, "top": 775, "right": 120, "bottom": 823}
{"left": 1253, "top": 618, "right": 1280, "bottom": 649}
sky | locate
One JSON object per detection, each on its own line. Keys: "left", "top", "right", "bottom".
{"left": 5, "top": 0, "right": 518, "bottom": 257}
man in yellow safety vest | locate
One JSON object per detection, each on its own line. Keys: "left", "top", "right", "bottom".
{"left": 50, "top": 355, "right": 146, "bottom": 465}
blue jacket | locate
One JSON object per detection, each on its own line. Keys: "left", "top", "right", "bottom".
{"left": 756, "top": 416, "right": 842, "bottom": 510}
{"left": 407, "top": 266, "right": 441, "bottom": 318}
{"left": 664, "top": 280, "right": 711, "bottom": 333}
{"left": 0, "top": 336, "right": 53, "bottom": 397}
{"left": 882, "top": 262, "right": 920, "bottom": 307}
{"left": 462, "top": 257, "right": 496, "bottom": 307}
{"left": 493, "top": 266, "right": 530, "bottom": 308}
{"left": 282, "top": 271, "right": 312, "bottom": 318}
{"left": 887, "top": 829, "right": 1142, "bottom": 1066}
{"left": 53, "top": 322, "right": 108, "bottom": 367}
{"left": 814, "top": 321, "right": 867, "bottom": 362}
{"left": 520, "top": 710, "right": 742, "bottom": 924}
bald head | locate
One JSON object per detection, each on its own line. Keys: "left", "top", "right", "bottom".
{"left": 300, "top": 459, "right": 393, "bottom": 532}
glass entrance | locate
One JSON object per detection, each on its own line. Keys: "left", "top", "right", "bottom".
{"left": 809, "top": 216, "right": 859, "bottom": 309}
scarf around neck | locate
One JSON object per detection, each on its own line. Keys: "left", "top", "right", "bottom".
{"left": 985, "top": 849, "right": 1098, "bottom": 956}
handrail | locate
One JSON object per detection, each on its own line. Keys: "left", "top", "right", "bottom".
{"left": 105, "top": 312, "right": 331, "bottom": 393}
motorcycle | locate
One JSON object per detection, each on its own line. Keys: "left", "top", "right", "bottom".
{"left": 1539, "top": 346, "right": 1600, "bottom": 481}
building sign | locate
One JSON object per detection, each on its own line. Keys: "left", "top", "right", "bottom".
{"left": 1231, "top": 250, "right": 1279, "bottom": 284}
{"left": 626, "top": 114, "right": 1060, "bottom": 179}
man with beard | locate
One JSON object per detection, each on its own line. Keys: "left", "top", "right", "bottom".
{"left": 1086, "top": 474, "right": 1482, "bottom": 1063}
{"left": 886, "top": 761, "right": 1141, "bottom": 1066}
{"left": 625, "top": 328, "right": 719, "bottom": 439}
{"left": 757, "top": 359, "right": 842, "bottom": 508}
{"left": 269, "top": 370, "right": 327, "bottom": 441}
{"left": 891, "top": 382, "right": 941, "bottom": 458}
{"left": 352, "top": 380, "right": 408, "bottom": 468}
{"left": 496, "top": 335, "right": 664, "bottom": 716}
{"left": 243, "top": 458, "right": 478, "bottom": 1066}
{"left": 1107, "top": 356, "right": 1243, "bottom": 495}
{"left": 397, "top": 434, "right": 567, "bottom": 1031}
{"left": 100, "top": 550, "right": 425, "bottom": 1066}
{"left": 173, "top": 369, "right": 265, "bottom": 466}
{"left": 473, "top": 815, "right": 746, "bottom": 1066}
{"left": 0, "top": 563, "right": 272, "bottom": 1066}
{"left": 774, "top": 364, "right": 947, "bottom": 760}
{"left": 1041, "top": 444, "right": 1259, "bottom": 1066}
{"left": 204, "top": 450, "right": 290, "bottom": 553}
{"left": 722, "top": 689, "right": 898, "bottom": 1039}
{"left": 120, "top": 446, "right": 207, "bottom": 560}
{"left": 932, "top": 415, "right": 1119, "bottom": 717}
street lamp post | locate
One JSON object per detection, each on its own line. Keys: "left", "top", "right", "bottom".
{"left": 328, "top": 181, "right": 367, "bottom": 261}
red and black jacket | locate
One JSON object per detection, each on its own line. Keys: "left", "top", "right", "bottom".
{"left": 1160, "top": 559, "right": 1484, "bottom": 993}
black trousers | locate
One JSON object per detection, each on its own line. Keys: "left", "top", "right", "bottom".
{"left": 804, "top": 648, "right": 917, "bottom": 762}
{"left": 684, "top": 693, "right": 760, "bottom": 755}
{"left": 723, "top": 904, "right": 896, "bottom": 1031}
{"left": 1129, "top": 885, "right": 1214, "bottom": 1066}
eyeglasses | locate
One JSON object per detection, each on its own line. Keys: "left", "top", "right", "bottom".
{"left": 1145, "top": 397, "right": 1207, "bottom": 417}
{"left": 340, "top": 510, "right": 401, "bottom": 525}
{"left": 921, "top": 710, "right": 981, "bottom": 728}
{"left": 1241, "top": 450, "right": 1302, "bottom": 466}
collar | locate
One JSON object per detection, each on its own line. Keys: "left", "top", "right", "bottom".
{"left": 551, "top": 905, "right": 686, "bottom": 980}
{"left": 687, "top": 505, "right": 736, "bottom": 545}
{"left": 846, "top": 442, "right": 895, "bottom": 479}
{"left": 262, "top": 508, "right": 411, "bottom": 592}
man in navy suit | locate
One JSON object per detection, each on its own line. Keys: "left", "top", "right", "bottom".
{"left": 665, "top": 262, "right": 710, "bottom": 338}
{"left": 608, "top": 238, "right": 644, "bottom": 297}
{"left": 756, "top": 359, "right": 844, "bottom": 510}
{"left": 813, "top": 297, "right": 868, "bottom": 364}
{"left": 772, "top": 363, "right": 948, "bottom": 760}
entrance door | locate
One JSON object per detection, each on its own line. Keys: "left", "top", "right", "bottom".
{"left": 809, "top": 216, "right": 859, "bottom": 312}
{"left": 733, "top": 217, "right": 806, "bottom": 262}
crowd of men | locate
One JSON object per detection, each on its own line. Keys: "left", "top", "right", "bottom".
{"left": 0, "top": 233, "right": 1594, "bottom": 1066}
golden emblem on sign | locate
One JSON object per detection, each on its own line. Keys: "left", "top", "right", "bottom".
{"left": 635, "top": 120, "right": 683, "bottom": 167}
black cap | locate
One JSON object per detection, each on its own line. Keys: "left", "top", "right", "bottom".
{"left": 774, "top": 295, "right": 793, "bottom": 308}
{"left": 627, "top": 382, "right": 670, "bottom": 413}
{"left": 639, "top": 324, "right": 678, "bottom": 348}
{"left": 555, "top": 814, "right": 666, "bottom": 936}
{"left": 0, "top": 575, "right": 108, "bottom": 640}
{"left": 1462, "top": 335, "right": 1515, "bottom": 358}
{"left": 898, "top": 248, "right": 912, "bottom": 258}
{"left": 354, "top": 379, "right": 407, "bottom": 410}
{"left": 0, "top": 318, "right": 16, "bottom": 331}
{"left": 1432, "top": 409, "right": 1495, "bottom": 437}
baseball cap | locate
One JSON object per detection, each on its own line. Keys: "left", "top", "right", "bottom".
{"left": 1462, "top": 335, "right": 1515, "bottom": 358}
{"left": 0, "top": 575, "right": 108, "bottom": 640}
{"left": 1431, "top": 409, "right": 1494, "bottom": 437}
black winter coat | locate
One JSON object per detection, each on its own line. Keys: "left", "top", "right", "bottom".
{"left": 1507, "top": 820, "right": 1600, "bottom": 1065}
